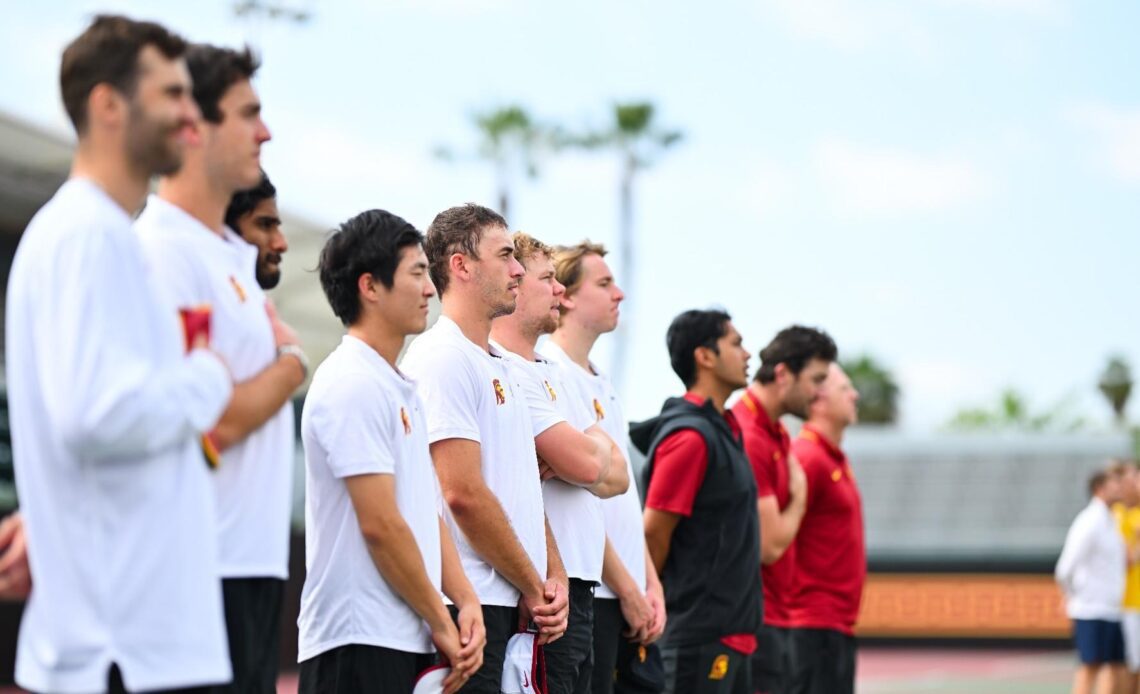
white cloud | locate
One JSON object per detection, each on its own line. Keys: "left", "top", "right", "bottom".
{"left": 813, "top": 136, "right": 992, "bottom": 216}
{"left": 1067, "top": 103, "right": 1140, "bottom": 184}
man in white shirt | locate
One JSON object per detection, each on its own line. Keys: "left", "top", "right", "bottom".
{"left": 543, "top": 241, "right": 667, "bottom": 693}
{"left": 299, "top": 209, "right": 485, "bottom": 693}
{"left": 135, "top": 44, "right": 305, "bottom": 693}
{"left": 1056, "top": 467, "right": 1128, "bottom": 694}
{"left": 490, "top": 232, "right": 630, "bottom": 694}
{"left": 401, "top": 204, "right": 570, "bottom": 693}
{"left": 5, "top": 15, "right": 233, "bottom": 693}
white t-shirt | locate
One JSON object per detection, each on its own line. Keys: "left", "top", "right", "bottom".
{"left": 137, "top": 196, "right": 294, "bottom": 579}
{"left": 6, "top": 179, "right": 233, "bottom": 692}
{"left": 494, "top": 343, "right": 605, "bottom": 583}
{"left": 299, "top": 335, "right": 442, "bottom": 659}
{"left": 1056, "top": 498, "right": 1126, "bottom": 621}
{"left": 542, "top": 340, "right": 646, "bottom": 599}
{"left": 401, "top": 316, "right": 547, "bottom": 607}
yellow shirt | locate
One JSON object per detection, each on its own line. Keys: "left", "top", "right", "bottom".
{"left": 1114, "top": 503, "right": 1140, "bottom": 609}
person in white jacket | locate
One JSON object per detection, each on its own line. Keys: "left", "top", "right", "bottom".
{"left": 1056, "top": 467, "right": 1127, "bottom": 694}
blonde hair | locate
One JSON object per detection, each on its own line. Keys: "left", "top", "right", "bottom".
{"left": 552, "top": 240, "right": 608, "bottom": 297}
{"left": 511, "top": 231, "right": 554, "bottom": 265}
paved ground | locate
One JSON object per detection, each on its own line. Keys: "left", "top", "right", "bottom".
{"left": 856, "top": 648, "right": 1073, "bottom": 694}
{"left": 0, "top": 647, "right": 1077, "bottom": 693}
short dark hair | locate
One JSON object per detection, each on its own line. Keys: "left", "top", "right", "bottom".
{"left": 666, "top": 309, "right": 732, "bottom": 389}
{"left": 1089, "top": 470, "right": 1109, "bottom": 497}
{"left": 424, "top": 204, "right": 507, "bottom": 295}
{"left": 60, "top": 15, "right": 188, "bottom": 134}
{"left": 754, "top": 325, "right": 838, "bottom": 384}
{"left": 185, "top": 43, "right": 259, "bottom": 123}
{"left": 225, "top": 169, "right": 276, "bottom": 232}
{"left": 318, "top": 209, "right": 424, "bottom": 327}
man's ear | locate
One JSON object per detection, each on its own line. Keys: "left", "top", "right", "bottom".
{"left": 693, "top": 345, "right": 717, "bottom": 372}
{"left": 86, "top": 83, "right": 127, "bottom": 131}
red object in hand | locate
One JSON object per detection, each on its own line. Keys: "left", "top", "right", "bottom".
{"left": 179, "top": 305, "right": 212, "bottom": 352}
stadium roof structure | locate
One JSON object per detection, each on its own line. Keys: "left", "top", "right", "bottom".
{"left": 0, "top": 107, "right": 354, "bottom": 378}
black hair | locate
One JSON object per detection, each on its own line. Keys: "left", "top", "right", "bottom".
{"left": 666, "top": 309, "right": 732, "bottom": 388}
{"left": 318, "top": 209, "right": 424, "bottom": 326}
{"left": 184, "top": 43, "right": 259, "bottom": 123}
{"left": 225, "top": 169, "right": 276, "bottom": 233}
{"left": 754, "top": 325, "right": 838, "bottom": 384}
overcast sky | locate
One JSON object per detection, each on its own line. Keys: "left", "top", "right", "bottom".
{"left": 3, "top": 0, "right": 1137, "bottom": 430}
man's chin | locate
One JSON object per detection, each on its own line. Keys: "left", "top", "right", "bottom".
{"left": 256, "top": 268, "right": 282, "bottom": 290}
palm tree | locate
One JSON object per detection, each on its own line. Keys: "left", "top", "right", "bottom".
{"left": 840, "top": 354, "right": 900, "bottom": 425}
{"left": 435, "top": 105, "right": 550, "bottom": 221}
{"left": 572, "top": 102, "right": 682, "bottom": 388}
{"left": 1099, "top": 355, "right": 1133, "bottom": 426}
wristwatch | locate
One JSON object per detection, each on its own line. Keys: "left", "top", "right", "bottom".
{"left": 277, "top": 344, "right": 309, "bottom": 380}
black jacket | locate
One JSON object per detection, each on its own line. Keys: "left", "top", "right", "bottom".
{"left": 631, "top": 396, "right": 762, "bottom": 647}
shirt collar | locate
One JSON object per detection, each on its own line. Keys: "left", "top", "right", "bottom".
{"left": 740, "top": 388, "right": 787, "bottom": 441}
{"left": 341, "top": 334, "right": 415, "bottom": 394}
{"left": 799, "top": 424, "right": 847, "bottom": 466}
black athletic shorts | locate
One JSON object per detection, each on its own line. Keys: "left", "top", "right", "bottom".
{"left": 543, "top": 578, "right": 595, "bottom": 694}
{"left": 449, "top": 603, "right": 519, "bottom": 693}
{"left": 106, "top": 664, "right": 213, "bottom": 694}
{"left": 298, "top": 643, "right": 436, "bottom": 693}
{"left": 661, "top": 641, "right": 750, "bottom": 694}
{"left": 751, "top": 623, "right": 792, "bottom": 694}
{"left": 787, "top": 628, "right": 856, "bottom": 694}
{"left": 208, "top": 577, "right": 285, "bottom": 694}
{"left": 592, "top": 597, "right": 624, "bottom": 693}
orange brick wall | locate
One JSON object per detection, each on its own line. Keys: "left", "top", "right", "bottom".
{"left": 854, "top": 573, "right": 1070, "bottom": 639}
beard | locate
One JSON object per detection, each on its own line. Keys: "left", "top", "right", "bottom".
{"left": 125, "top": 101, "right": 184, "bottom": 176}
{"left": 255, "top": 252, "right": 282, "bottom": 289}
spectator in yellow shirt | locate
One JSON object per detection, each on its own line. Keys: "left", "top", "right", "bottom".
{"left": 1113, "top": 460, "right": 1140, "bottom": 694}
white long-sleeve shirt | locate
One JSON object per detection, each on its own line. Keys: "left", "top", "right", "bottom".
{"left": 1055, "top": 496, "right": 1126, "bottom": 621}
{"left": 137, "top": 196, "right": 294, "bottom": 580}
{"left": 5, "top": 178, "right": 234, "bottom": 693}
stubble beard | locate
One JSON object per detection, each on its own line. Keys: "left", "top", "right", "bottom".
{"left": 126, "top": 101, "right": 183, "bottom": 177}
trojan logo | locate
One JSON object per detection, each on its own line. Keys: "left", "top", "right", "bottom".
{"left": 637, "top": 645, "right": 647, "bottom": 663}
{"left": 492, "top": 379, "right": 507, "bottom": 405}
{"left": 400, "top": 407, "right": 411, "bottom": 435}
{"left": 708, "top": 654, "right": 729, "bottom": 681}
{"left": 831, "top": 468, "right": 843, "bottom": 482}
{"left": 543, "top": 380, "right": 557, "bottom": 401}
{"left": 593, "top": 398, "right": 606, "bottom": 421}
{"left": 228, "top": 275, "right": 247, "bottom": 302}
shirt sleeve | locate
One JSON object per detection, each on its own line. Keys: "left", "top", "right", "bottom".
{"left": 1055, "top": 511, "right": 1092, "bottom": 592}
{"left": 403, "top": 345, "right": 482, "bottom": 445}
{"left": 645, "top": 429, "right": 709, "bottom": 517}
{"left": 791, "top": 440, "right": 825, "bottom": 509}
{"left": 44, "top": 223, "right": 232, "bottom": 462}
{"left": 309, "top": 376, "right": 396, "bottom": 478}
{"left": 746, "top": 432, "right": 778, "bottom": 499}
{"left": 511, "top": 362, "right": 565, "bottom": 438}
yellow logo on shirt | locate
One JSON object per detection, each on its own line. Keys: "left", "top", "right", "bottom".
{"left": 543, "top": 380, "right": 557, "bottom": 401}
{"left": 228, "top": 275, "right": 247, "bottom": 302}
{"left": 709, "top": 654, "right": 729, "bottom": 680}
{"left": 492, "top": 379, "right": 506, "bottom": 405}
{"left": 400, "top": 407, "right": 411, "bottom": 435}
{"left": 593, "top": 398, "right": 606, "bottom": 421}
{"left": 832, "top": 469, "right": 842, "bottom": 482}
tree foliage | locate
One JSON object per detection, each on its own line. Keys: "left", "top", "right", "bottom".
{"left": 840, "top": 354, "right": 899, "bottom": 425}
